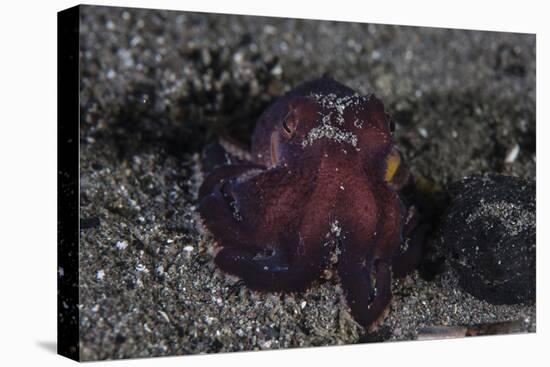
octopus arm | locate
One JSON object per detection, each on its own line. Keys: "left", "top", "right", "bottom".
{"left": 198, "top": 163, "right": 265, "bottom": 201}
{"left": 199, "top": 165, "right": 297, "bottom": 250}
{"left": 201, "top": 139, "right": 253, "bottom": 175}
{"left": 337, "top": 182, "right": 402, "bottom": 329}
{"left": 214, "top": 170, "right": 333, "bottom": 292}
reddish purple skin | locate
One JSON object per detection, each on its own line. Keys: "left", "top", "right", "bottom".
{"left": 198, "top": 76, "right": 416, "bottom": 329}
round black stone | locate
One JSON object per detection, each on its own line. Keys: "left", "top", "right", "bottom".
{"left": 439, "top": 174, "right": 535, "bottom": 305}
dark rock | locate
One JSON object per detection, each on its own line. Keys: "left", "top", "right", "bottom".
{"left": 495, "top": 43, "right": 527, "bottom": 78}
{"left": 80, "top": 217, "right": 100, "bottom": 229}
{"left": 358, "top": 325, "right": 392, "bottom": 343}
{"left": 210, "top": 339, "right": 224, "bottom": 352}
{"left": 114, "top": 334, "right": 127, "bottom": 344}
{"left": 438, "top": 174, "right": 535, "bottom": 304}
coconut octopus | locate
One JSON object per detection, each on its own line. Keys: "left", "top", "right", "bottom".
{"left": 198, "top": 76, "right": 427, "bottom": 330}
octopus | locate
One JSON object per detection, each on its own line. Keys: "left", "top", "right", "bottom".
{"left": 198, "top": 76, "right": 427, "bottom": 330}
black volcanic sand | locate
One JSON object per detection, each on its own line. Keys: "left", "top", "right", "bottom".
{"left": 77, "top": 5, "right": 536, "bottom": 361}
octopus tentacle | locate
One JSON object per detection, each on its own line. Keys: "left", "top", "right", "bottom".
{"left": 199, "top": 183, "right": 255, "bottom": 247}
{"left": 392, "top": 222, "right": 430, "bottom": 278}
{"left": 337, "top": 182, "right": 402, "bottom": 328}
{"left": 201, "top": 139, "right": 253, "bottom": 175}
{"left": 337, "top": 230, "right": 394, "bottom": 329}
{"left": 214, "top": 225, "right": 332, "bottom": 292}
{"left": 198, "top": 164, "right": 264, "bottom": 201}
{"left": 213, "top": 171, "right": 332, "bottom": 292}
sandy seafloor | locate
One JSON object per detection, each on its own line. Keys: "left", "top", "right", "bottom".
{"left": 76, "top": 5, "right": 536, "bottom": 361}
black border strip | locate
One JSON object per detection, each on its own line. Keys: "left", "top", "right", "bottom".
{"left": 57, "top": 5, "right": 80, "bottom": 362}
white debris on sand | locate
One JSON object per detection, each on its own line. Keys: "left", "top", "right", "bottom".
{"left": 96, "top": 270, "right": 105, "bottom": 280}
{"left": 115, "top": 240, "right": 128, "bottom": 250}
{"left": 505, "top": 143, "right": 520, "bottom": 164}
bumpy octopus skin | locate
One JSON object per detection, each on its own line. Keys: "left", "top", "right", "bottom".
{"left": 198, "top": 76, "right": 423, "bottom": 329}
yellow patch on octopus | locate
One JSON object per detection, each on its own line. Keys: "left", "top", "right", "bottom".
{"left": 384, "top": 150, "right": 401, "bottom": 182}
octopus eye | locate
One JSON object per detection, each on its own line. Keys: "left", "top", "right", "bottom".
{"left": 281, "top": 108, "right": 300, "bottom": 137}
{"left": 282, "top": 119, "right": 292, "bottom": 135}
